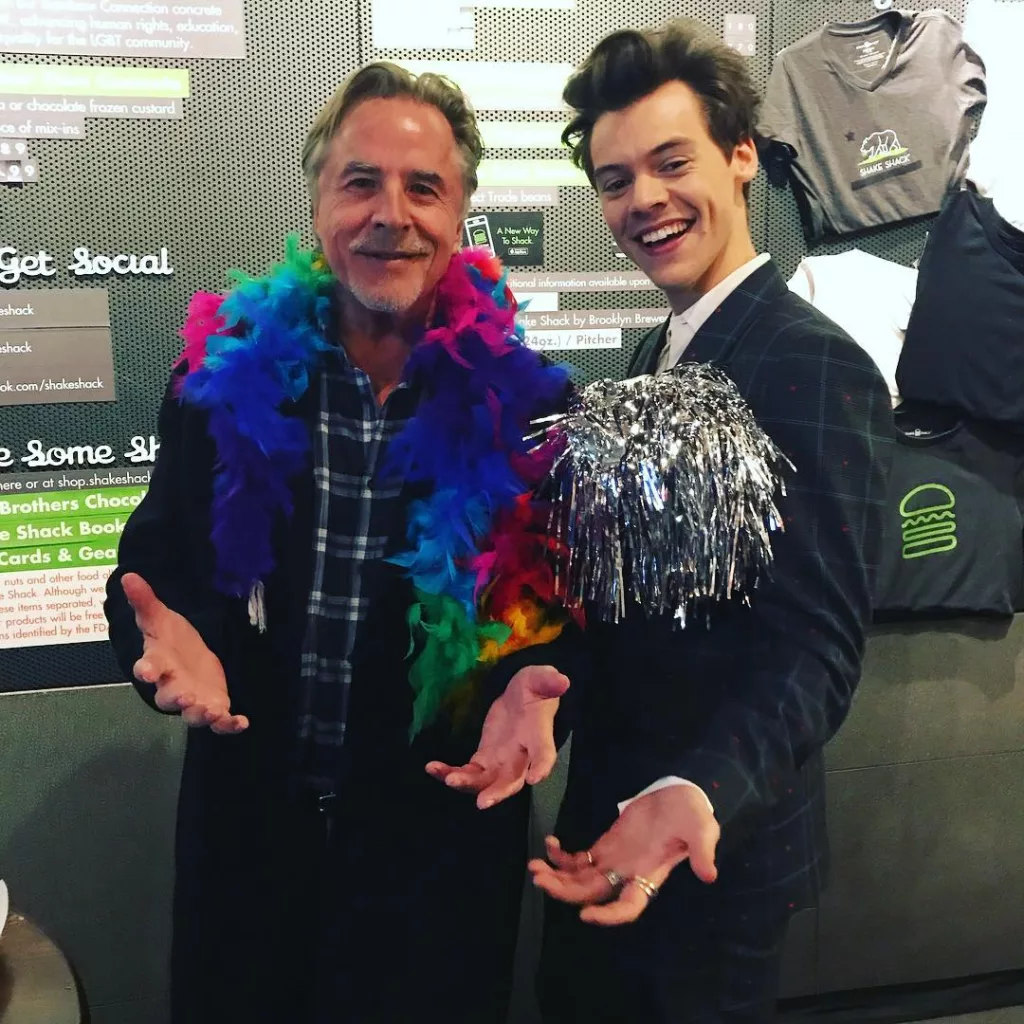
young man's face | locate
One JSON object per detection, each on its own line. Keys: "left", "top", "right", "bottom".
{"left": 589, "top": 80, "right": 757, "bottom": 306}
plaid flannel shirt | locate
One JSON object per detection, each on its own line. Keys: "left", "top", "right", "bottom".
{"left": 295, "top": 349, "right": 417, "bottom": 792}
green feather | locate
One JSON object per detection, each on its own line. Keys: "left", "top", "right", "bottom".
{"left": 225, "top": 235, "right": 335, "bottom": 295}
{"left": 406, "top": 590, "right": 511, "bottom": 739}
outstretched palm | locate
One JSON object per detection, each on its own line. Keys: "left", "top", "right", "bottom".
{"left": 122, "top": 572, "right": 247, "bottom": 734}
{"left": 426, "top": 665, "right": 569, "bottom": 809}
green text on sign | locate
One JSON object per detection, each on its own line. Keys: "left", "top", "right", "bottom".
{"left": 0, "top": 539, "right": 121, "bottom": 573}
{"left": 0, "top": 487, "right": 148, "bottom": 524}
{"left": 0, "top": 64, "right": 190, "bottom": 98}
{"left": 0, "top": 513, "right": 129, "bottom": 550}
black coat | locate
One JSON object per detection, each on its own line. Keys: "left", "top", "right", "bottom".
{"left": 105, "top": 371, "right": 531, "bottom": 1024}
{"left": 536, "top": 260, "right": 897, "bottom": 1019}
{"left": 538, "top": 261, "right": 893, "bottom": 1007}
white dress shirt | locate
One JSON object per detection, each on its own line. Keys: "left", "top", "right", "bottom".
{"left": 656, "top": 253, "right": 772, "bottom": 372}
{"left": 620, "top": 253, "right": 772, "bottom": 822}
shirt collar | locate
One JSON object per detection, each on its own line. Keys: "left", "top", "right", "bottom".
{"left": 669, "top": 253, "right": 772, "bottom": 340}
{"left": 328, "top": 320, "right": 411, "bottom": 395}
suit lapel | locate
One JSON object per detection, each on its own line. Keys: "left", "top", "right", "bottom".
{"left": 628, "top": 319, "right": 669, "bottom": 376}
{"left": 624, "top": 261, "right": 788, "bottom": 376}
{"left": 678, "top": 260, "right": 788, "bottom": 368}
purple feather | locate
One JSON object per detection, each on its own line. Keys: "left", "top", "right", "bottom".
{"left": 206, "top": 407, "right": 304, "bottom": 595}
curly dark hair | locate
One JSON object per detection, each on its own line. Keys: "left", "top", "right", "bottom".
{"left": 562, "top": 20, "right": 760, "bottom": 197}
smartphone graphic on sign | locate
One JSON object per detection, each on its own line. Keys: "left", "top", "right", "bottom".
{"left": 464, "top": 215, "right": 495, "bottom": 254}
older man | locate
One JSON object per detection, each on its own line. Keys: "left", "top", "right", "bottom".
{"left": 105, "top": 62, "right": 571, "bottom": 1024}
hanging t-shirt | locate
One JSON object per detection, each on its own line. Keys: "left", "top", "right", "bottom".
{"left": 964, "top": 0, "right": 1024, "bottom": 231}
{"left": 874, "top": 406, "right": 1024, "bottom": 619}
{"left": 897, "top": 189, "right": 1024, "bottom": 424}
{"left": 759, "top": 9, "right": 986, "bottom": 244}
{"left": 788, "top": 248, "right": 916, "bottom": 406}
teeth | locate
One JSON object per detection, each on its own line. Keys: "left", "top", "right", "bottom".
{"left": 641, "top": 223, "right": 689, "bottom": 245}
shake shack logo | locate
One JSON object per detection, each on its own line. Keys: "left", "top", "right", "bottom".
{"left": 851, "top": 127, "right": 921, "bottom": 190}
{"left": 899, "top": 483, "right": 956, "bottom": 560}
{"left": 859, "top": 129, "right": 908, "bottom": 167}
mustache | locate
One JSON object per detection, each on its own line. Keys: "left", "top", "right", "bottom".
{"left": 350, "top": 232, "right": 430, "bottom": 257}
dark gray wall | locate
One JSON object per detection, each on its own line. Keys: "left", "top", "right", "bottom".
{"left": 2, "top": 617, "right": 1023, "bottom": 1024}
{"left": 1, "top": 0, "right": 1016, "bottom": 1019}
{"left": 0, "top": 685, "right": 180, "bottom": 1024}
{"left": 814, "top": 621, "right": 1024, "bottom": 993}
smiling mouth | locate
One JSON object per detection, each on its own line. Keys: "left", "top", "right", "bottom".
{"left": 634, "top": 220, "right": 696, "bottom": 251}
{"left": 357, "top": 250, "right": 427, "bottom": 261}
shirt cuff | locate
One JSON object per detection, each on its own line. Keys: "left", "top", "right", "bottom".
{"left": 617, "top": 777, "right": 716, "bottom": 817}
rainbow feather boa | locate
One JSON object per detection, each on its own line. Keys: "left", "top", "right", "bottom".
{"left": 173, "top": 237, "right": 572, "bottom": 735}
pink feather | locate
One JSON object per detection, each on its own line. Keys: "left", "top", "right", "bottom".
{"left": 174, "top": 290, "right": 228, "bottom": 392}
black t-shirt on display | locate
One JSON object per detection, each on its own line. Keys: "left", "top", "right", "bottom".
{"left": 897, "top": 189, "right": 1024, "bottom": 424}
{"left": 874, "top": 406, "right": 1024, "bottom": 619}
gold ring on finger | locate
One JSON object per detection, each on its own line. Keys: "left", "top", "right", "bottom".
{"left": 634, "top": 875, "right": 659, "bottom": 900}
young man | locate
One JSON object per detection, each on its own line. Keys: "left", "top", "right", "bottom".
{"left": 105, "top": 62, "right": 570, "bottom": 1024}
{"left": 527, "top": 21, "right": 893, "bottom": 1023}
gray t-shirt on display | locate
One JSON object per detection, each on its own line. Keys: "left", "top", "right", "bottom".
{"left": 760, "top": 9, "right": 986, "bottom": 243}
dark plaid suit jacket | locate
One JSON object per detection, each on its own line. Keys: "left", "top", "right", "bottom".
{"left": 550, "top": 258, "right": 893, "bottom": 906}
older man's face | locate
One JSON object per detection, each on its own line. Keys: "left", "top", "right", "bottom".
{"left": 313, "top": 96, "right": 466, "bottom": 320}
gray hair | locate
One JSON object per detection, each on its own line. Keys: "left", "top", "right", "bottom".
{"left": 301, "top": 61, "right": 483, "bottom": 211}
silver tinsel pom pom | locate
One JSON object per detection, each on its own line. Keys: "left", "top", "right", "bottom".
{"left": 537, "top": 364, "right": 791, "bottom": 626}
